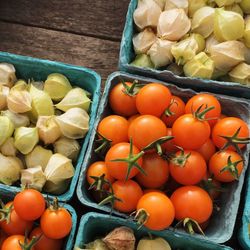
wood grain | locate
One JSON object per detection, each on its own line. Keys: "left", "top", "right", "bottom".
{"left": 0, "top": 0, "right": 130, "bottom": 41}
{"left": 0, "top": 21, "right": 120, "bottom": 81}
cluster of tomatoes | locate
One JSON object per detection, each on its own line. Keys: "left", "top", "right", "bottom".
{"left": 0, "top": 189, "right": 72, "bottom": 250}
{"left": 86, "top": 80, "right": 249, "bottom": 232}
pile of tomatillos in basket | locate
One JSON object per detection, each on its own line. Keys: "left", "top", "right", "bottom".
{"left": 0, "top": 62, "right": 90, "bottom": 195}
{"left": 86, "top": 80, "right": 249, "bottom": 233}
{"left": 131, "top": 0, "right": 250, "bottom": 85}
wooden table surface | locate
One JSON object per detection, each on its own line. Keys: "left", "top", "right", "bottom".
{"left": 0, "top": 1, "right": 244, "bottom": 249}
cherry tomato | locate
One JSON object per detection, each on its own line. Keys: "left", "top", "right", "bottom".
{"left": 2, "top": 235, "right": 32, "bottom": 250}
{"left": 97, "top": 115, "right": 129, "bottom": 145}
{"left": 30, "top": 227, "right": 63, "bottom": 250}
{"left": 136, "top": 192, "right": 175, "bottom": 230}
{"left": 136, "top": 83, "right": 172, "bottom": 117}
{"left": 105, "top": 142, "right": 143, "bottom": 180}
{"left": 40, "top": 203, "right": 72, "bottom": 239}
{"left": 161, "top": 96, "right": 185, "bottom": 127}
{"left": 0, "top": 230, "right": 8, "bottom": 248}
{"left": 143, "top": 189, "right": 165, "bottom": 194}
{"left": 169, "top": 150, "right": 207, "bottom": 185}
{"left": 209, "top": 150, "right": 243, "bottom": 182}
{"left": 136, "top": 153, "right": 169, "bottom": 189}
{"left": 13, "top": 189, "right": 45, "bottom": 221}
{"left": 112, "top": 180, "right": 143, "bottom": 213}
{"left": 212, "top": 117, "right": 249, "bottom": 151}
{"left": 128, "top": 115, "right": 167, "bottom": 150}
{"left": 162, "top": 128, "right": 178, "bottom": 153}
{"left": 172, "top": 114, "right": 211, "bottom": 150}
{"left": 0, "top": 202, "right": 33, "bottom": 235}
{"left": 196, "top": 138, "right": 216, "bottom": 163}
{"left": 185, "top": 93, "right": 221, "bottom": 127}
{"left": 170, "top": 186, "right": 213, "bottom": 223}
{"left": 109, "top": 82, "right": 138, "bottom": 117}
{"left": 211, "top": 114, "right": 227, "bottom": 129}
{"left": 128, "top": 114, "right": 140, "bottom": 126}
{"left": 86, "top": 161, "right": 115, "bottom": 186}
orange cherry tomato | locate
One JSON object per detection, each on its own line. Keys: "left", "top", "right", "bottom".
{"left": 136, "top": 153, "right": 169, "bottom": 189}
{"left": 209, "top": 150, "right": 243, "bottom": 182}
{"left": 212, "top": 117, "right": 249, "bottom": 151}
{"left": 86, "top": 161, "right": 115, "bottom": 186}
{"left": 128, "top": 114, "right": 140, "bottom": 126}
{"left": 97, "top": 115, "right": 129, "bottom": 145}
{"left": 0, "top": 230, "right": 8, "bottom": 248}
{"left": 143, "top": 189, "right": 165, "bottom": 194}
{"left": 109, "top": 82, "right": 138, "bottom": 117}
{"left": 30, "top": 227, "right": 63, "bottom": 250}
{"left": 105, "top": 142, "right": 143, "bottom": 180}
{"left": 112, "top": 180, "right": 143, "bottom": 213}
{"left": 136, "top": 192, "right": 175, "bottom": 230}
{"left": 136, "top": 83, "right": 172, "bottom": 117}
{"left": 128, "top": 115, "right": 167, "bottom": 150}
{"left": 185, "top": 93, "right": 221, "bottom": 127}
{"left": 172, "top": 114, "right": 211, "bottom": 150}
{"left": 170, "top": 186, "right": 213, "bottom": 224}
{"left": 169, "top": 150, "right": 207, "bottom": 185}
{"left": 162, "top": 128, "right": 178, "bottom": 153}
{"left": 161, "top": 96, "right": 185, "bottom": 127}
{"left": 196, "top": 138, "right": 216, "bottom": 163}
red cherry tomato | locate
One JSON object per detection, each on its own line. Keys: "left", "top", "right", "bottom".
{"left": 162, "top": 128, "right": 178, "bottom": 153}
{"left": 196, "top": 138, "right": 216, "bottom": 163}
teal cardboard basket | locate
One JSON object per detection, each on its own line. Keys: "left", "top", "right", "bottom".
{"left": 0, "top": 51, "right": 101, "bottom": 202}
{"left": 77, "top": 71, "right": 250, "bottom": 244}
{"left": 74, "top": 212, "right": 233, "bottom": 250}
{"left": 0, "top": 188, "right": 77, "bottom": 250}
{"left": 239, "top": 166, "right": 250, "bottom": 249}
{"left": 119, "top": 0, "right": 250, "bottom": 99}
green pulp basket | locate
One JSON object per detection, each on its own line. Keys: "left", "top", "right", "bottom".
{"left": 0, "top": 51, "right": 101, "bottom": 202}
{"left": 74, "top": 212, "right": 233, "bottom": 250}
{"left": 77, "top": 71, "right": 250, "bottom": 244}
{"left": 118, "top": 0, "right": 250, "bottom": 99}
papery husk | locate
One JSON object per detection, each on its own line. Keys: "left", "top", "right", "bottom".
{"left": 21, "top": 166, "right": 46, "bottom": 192}
{"left": 25, "top": 145, "right": 53, "bottom": 171}
{"left": 7, "top": 90, "right": 32, "bottom": 113}
{"left": 133, "top": 28, "right": 157, "bottom": 55}
{"left": 153, "top": 0, "right": 166, "bottom": 10}
{"left": 130, "top": 54, "right": 154, "bottom": 68}
{"left": 137, "top": 237, "right": 171, "bottom": 250}
{"left": 214, "top": 8, "right": 244, "bottom": 41}
{"left": 14, "top": 126, "right": 39, "bottom": 154}
{"left": 191, "top": 6, "right": 215, "bottom": 38}
{"left": 1, "top": 110, "right": 30, "bottom": 128}
{"left": 0, "top": 63, "right": 16, "bottom": 87}
{"left": 183, "top": 52, "right": 215, "bottom": 79}
{"left": 215, "top": 0, "right": 239, "bottom": 7}
{"left": 11, "top": 80, "right": 28, "bottom": 91}
{"left": 157, "top": 9, "right": 191, "bottom": 41}
{"left": 244, "top": 16, "right": 250, "bottom": 48}
{"left": 56, "top": 107, "right": 89, "bottom": 139}
{"left": 171, "top": 34, "right": 205, "bottom": 65}
{"left": 43, "top": 179, "right": 71, "bottom": 195}
{"left": 53, "top": 137, "right": 80, "bottom": 162}
{"left": 164, "top": 0, "right": 188, "bottom": 13}
{"left": 55, "top": 87, "right": 91, "bottom": 112}
{"left": 0, "top": 153, "right": 22, "bottom": 185}
{"left": 240, "top": 0, "right": 250, "bottom": 14}
{"left": 166, "top": 63, "right": 184, "bottom": 75}
{"left": 103, "top": 226, "right": 135, "bottom": 250}
{"left": 147, "top": 38, "right": 175, "bottom": 68}
{"left": 133, "top": 0, "right": 162, "bottom": 30}
{"left": 210, "top": 40, "right": 245, "bottom": 72}
{"left": 188, "top": 0, "right": 207, "bottom": 17}
{"left": 82, "top": 239, "right": 110, "bottom": 250}
{"left": 32, "top": 81, "right": 44, "bottom": 90}
{"left": 229, "top": 62, "right": 250, "bottom": 85}
{"left": 0, "top": 86, "right": 9, "bottom": 110}
{"left": 29, "top": 84, "right": 54, "bottom": 121}
{"left": 205, "top": 34, "right": 220, "bottom": 54}
{"left": 211, "top": 68, "right": 227, "bottom": 80}
{"left": 225, "top": 4, "right": 243, "bottom": 16}
{"left": 244, "top": 46, "right": 250, "bottom": 64}
{"left": 36, "top": 116, "right": 61, "bottom": 144}
{"left": 0, "top": 116, "right": 14, "bottom": 146}
{"left": 0, "top": 137, "right": 17, "bottom": 156}
{"left": 44, "top": 73, "right": 72, "bottom": 101}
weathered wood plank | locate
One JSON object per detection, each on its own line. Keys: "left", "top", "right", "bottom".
{"left": 0, "top": 0, "right": 130, "bottom": 41}
{"left": 0, "top": 21, "right": 120, "bottom": 81}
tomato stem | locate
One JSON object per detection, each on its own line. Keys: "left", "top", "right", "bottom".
{"left": 175, "top": 218, "right": 205, "bottom": 236}
{"left": 95, "top": 132, "right": 112, "bottom": 156}
{"left": 119, "top": 77, "right": 141, "bottom": 96}
{"left": 192, "top": 104, "right": 215, "bottom": 121}
{"left": 19, "top": 233, "right": 42, "bottom": 250}
{"left": 163, "top": 98, "right": 178, "bottom": 117}
{"left": 89, "top": 173, "right": 110, "bottom": 191}
{"left": 0, "top": 202, "right": 12, "bottom": 224}
{"left": 170, "top": 150, "right": 191, "bottom": 167}
{"left": 51, "top": 197, "right": 59, "bottom": 211}
{"left": 132, "top": 208, "right": 149, "bottom": 229}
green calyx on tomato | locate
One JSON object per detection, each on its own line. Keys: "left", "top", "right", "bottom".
{"left": 131, "top": 208, "right": 149, "bottom": 229}
{"left": 192, "top": 104, "right": 215, "bottom": 121}
{"left": 220, "top": 155, "right": 244, "bottom": 180}
{"left": 110, "top": 139, "right": 145, "bottom": 181}
{"left": 170, "top": 150, "right": 191, "bottom": 167}
{"left": 175, "top": 218, "right": 205, "bottom": 236}
{"left": 94, "top": 131, "right": 112, "bottom": 156}
{"left": 219, "top": 127, "right": 250, "bottom": 155}
{"left": 0, "top": 201, "right": 12, "bottom": 224}
{"left": 120, "top": 78, "right": 141, "bottom": 96}
{"left": 163, "top": 98, "right": 178, "bottom": 117}
{"left": 88, "top": 173, "right": 110, "bottom": 192}
{"left": 199, "top": 177, "right": 224, "bottom": 199}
